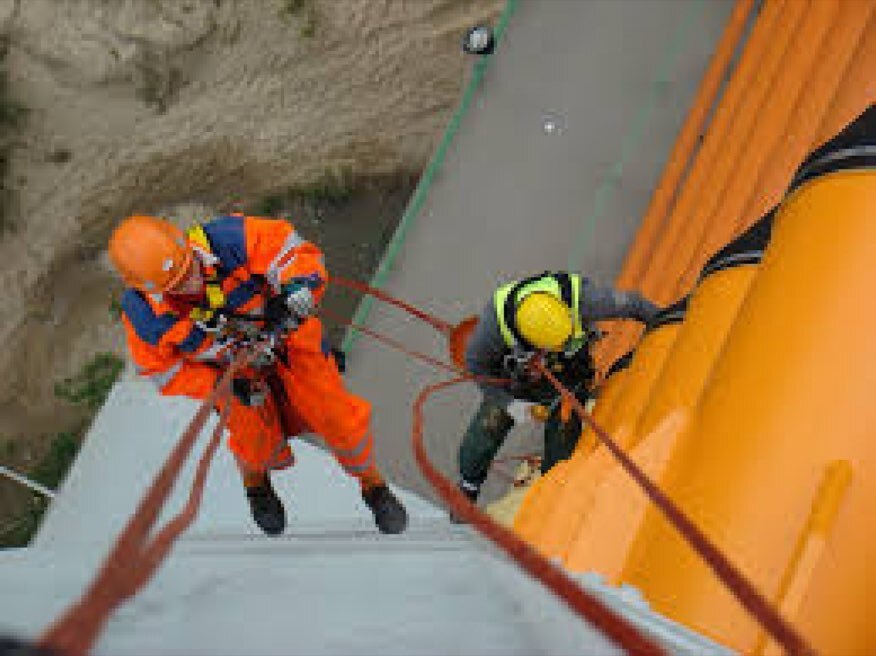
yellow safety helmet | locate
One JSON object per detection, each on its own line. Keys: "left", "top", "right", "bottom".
{"left": 515, "top": 292, "right": 572, "bottom": 351}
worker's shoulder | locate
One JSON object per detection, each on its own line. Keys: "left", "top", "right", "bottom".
{"left": 199, "top": 214, "right": 251, "bottom": 268}
{"left": 120, "top": 288, "right": 153, "bottom": 316}
{"left": 119, "top": 289, "right": 179, "bottom": 344}
{"left": 120, "top": 288, "right": 177, "bottom": 318}
{"left": 202, "top": 213, "right": 295, "bottom": 230}
{"left": 201, "top": 213, "right": 293, "bottom": 253}
{"left": 471, "top": 302, "right": 502, "bottom": 342}
{"left": 200, "top": 213, "right": 246, "bottom": 236}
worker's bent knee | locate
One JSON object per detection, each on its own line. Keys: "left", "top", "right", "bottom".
{"left": 479, "top": 403, "right": 514, "bottom": 433}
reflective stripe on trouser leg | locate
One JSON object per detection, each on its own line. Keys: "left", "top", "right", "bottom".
{"left": 458, "top": 399, "right": 515, "bottom": 488}
{"left": 277, "top": 318, "right": 374, "bottom": 479}
{"left": 332, "top": 431, "right": 375, "bottom": 477}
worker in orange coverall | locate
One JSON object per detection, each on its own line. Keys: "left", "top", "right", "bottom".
{"left": 107, "top": 213, "right": 407, "bottom": 536}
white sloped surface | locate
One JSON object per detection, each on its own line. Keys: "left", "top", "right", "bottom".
{"left": 0, "top": 381, "right": 621, "bottom": 655}
{"left": 35, "top": 382, "right": 443, "bottom": 555}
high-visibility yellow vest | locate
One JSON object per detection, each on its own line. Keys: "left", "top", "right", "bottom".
{"left": 493, "top": 272, "right": 587, "bottom": 354}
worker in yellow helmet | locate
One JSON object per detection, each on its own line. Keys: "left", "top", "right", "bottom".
{"left": 452, "top": 271, "right": 658, "bottom": 521}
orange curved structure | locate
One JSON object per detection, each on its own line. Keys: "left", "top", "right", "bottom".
{"left": 815, "top": 17, "right": 876, "bottom": 144}
{"left": 624, "top": 168, "right": 876, "bottom": 654}
{"left": 555, "top": 251, "right": 763, "bottom": 582}
{"left": 632, "top": 0, "right": 799, "bottom": 308}
{"left": 596, "top": 0, "right": 875, "bottom": 371}
{"left": 676, "top": 0, "right": 840, "bottom": 287}
{"left": 595, "top": 323, "right": 680, "bottom": 451}
{"left": 574, "top": 363, "right": 628, "bottom": 457}
{"left": 513, "top": 320, "right": 680, "bottom": 559}
{"left": 633, "top": 266, "right": 756, "bottom": 446}
{"left": 512, "top": 1, "right": 876, "bottom": 652}
{"left": 738, "top": 0, "right": 873, "bottom": 233}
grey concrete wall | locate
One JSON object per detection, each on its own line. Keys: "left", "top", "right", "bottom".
{"left": 344, "top": 0, "right": 734, "bottom": 505}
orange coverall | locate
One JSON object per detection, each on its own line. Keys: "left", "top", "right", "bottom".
{"left": 119, "top": 214, "right": 375, "bottom": 479}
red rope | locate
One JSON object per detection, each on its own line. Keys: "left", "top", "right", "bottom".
{"left": 328, "top": 280, "right": 817, "bottom": 656}
{"left": 38, "top": 353, "right": 247, "bottom": 656}
{"left": 34, "top": 276, "right": 817, "bottom": 656}
{"left": 322, "top": 290, "right": 667, "bottom": 651}
{"left": 412, "top": 377, "right": 668, "bottom": 655}
{"left": 125, "top": 404, "right": 229, "bottom": 595}
{"left": 332, "top": 276, "right": 454, "bottom": 335}
{"left": 534, "top": 364, "right": 818, "bottom": 656}
{"left": 319, "top": 307, "right": 463, "bottom": 376}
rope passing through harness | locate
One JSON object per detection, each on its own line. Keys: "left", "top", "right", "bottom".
{"left": 37, "top": 278, "right": 664, "bottom": 656}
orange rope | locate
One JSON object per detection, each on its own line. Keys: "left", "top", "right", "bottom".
{"left": 319, "top": 306, "right": 463, "bottom": 376}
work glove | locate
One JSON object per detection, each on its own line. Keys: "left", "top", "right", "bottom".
{"left": 231, "top": 377, "right": 266, "bottom": 407}
{"left": 264, "top": 278, "right": 317, "bottom": 331}
{"left": 284, "top": 283, "right": 315, "bottom": 321}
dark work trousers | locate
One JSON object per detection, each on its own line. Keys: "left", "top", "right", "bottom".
{"left": 457, "top": 385, "right": 588, "bottom": 492}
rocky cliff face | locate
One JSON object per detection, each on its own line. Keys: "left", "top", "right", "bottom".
{"left": 0, "top": 0, "right": 501, "bottom": 433}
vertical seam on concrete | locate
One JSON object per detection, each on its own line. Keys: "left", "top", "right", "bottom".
{"left": 342, "top": 0, "right": 520, "bottom": 353}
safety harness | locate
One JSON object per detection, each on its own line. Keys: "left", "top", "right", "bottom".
{"left": 185, "top": 224, "right": 228, "bottom": 325}
{"left": 492, "top": 272, "right": 597, "bottom": 413}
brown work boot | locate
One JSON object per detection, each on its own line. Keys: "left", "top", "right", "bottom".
{"left": 245, "top": 476, "right": 286, "bottom": 536}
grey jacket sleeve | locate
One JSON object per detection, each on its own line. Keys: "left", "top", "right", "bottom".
{"left": 578, "top": 277, "right": 660, "bottom": 326}
{"left": 464, "top": 302, "right": 514, "bottom": 407}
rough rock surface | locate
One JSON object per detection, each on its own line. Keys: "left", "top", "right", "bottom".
{"left": 0, "top": 0, "right": 501, "bottom": 434}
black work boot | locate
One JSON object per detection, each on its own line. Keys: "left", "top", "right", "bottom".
{"left": 362, "top": 485, "right": 408, "bottom": 534}
{"left": 449, "top": 479, "right": 480, "bottom": 524}
{"left": 245, "top": 477, "right": 286, "bottom": 536}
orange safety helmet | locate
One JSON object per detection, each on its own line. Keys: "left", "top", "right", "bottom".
{"left": 108, "top": 215, "right": 193, "bottom": 293}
